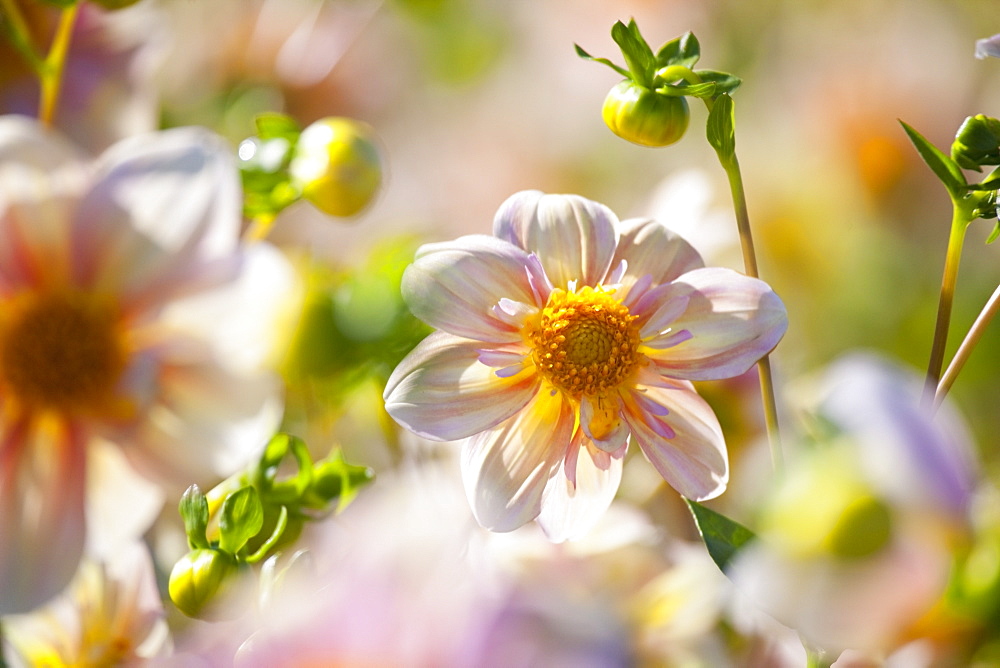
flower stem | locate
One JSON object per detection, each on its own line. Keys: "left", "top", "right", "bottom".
{"left": 0, "top": 617, "right": 8, "bottom": 668}
{"left": 0, "top": 0, "right": 44, "bottom": 72}
{"left": 925, "top": 205, "right": 971, "bottom": 399}
{"left": 244, "top": 214, "right": 276, "bottom": 243}
{"left": 37, "top": 3, "right": 79, "bottom": 126}
{"left": 934, "top": 282, "right": 1000, "bottom": 409}
{"left": 718, "top": 152, "right": 782, "bottom": 471}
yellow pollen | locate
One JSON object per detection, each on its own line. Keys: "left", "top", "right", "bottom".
{"left": 0, "top": 290, "right": 128, "bottom": 415}
{"left": 527, "top": 286, "right": 640, "bottom": 397}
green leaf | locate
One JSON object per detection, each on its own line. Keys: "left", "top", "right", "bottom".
{"left": 254, "top": 113, "right": 301, "bottom": 142}
{"left": 218, "top": 487, "right": 264, "bottom": 555}
{"left": 611, "top": 19, "right": 656, "bottom": 87}
{"left": 655, "top": 31, "right": 701, "bottom": 68}
{"left": 987, "top": 221, "right": 1000, "bottom": 244}
{"left": 706, "top": 93, "right": 736, "bottom": 159}
{"left": 952, "top": 114, "right": 1000, "bottom": 172}
{"left": 657, "top": 81, "right": 717, "bottom": 99}
{"left": 900, "top": 120, "right": 966, "bottom": 198}
{"left": 573, "top": 44, "right": 631, "bottom": 79}
{"left": 308, "top": 450, "right": 375, "bottom": 513}
{"left": 693, "top": 69, "right": 742, "bottom": 96}
{"left": 179, "top": 485, "right": 210, "bottom": 550}
{"left": 686, "top": 499, "right": 756, "bottom": 572}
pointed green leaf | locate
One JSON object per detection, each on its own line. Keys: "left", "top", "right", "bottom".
{"left": 611, "top": 19, "right": 655, "bottom": 87}
{"left": 686, "top": 499, "right": 756, "bottom": 571}
{"left": 574, "top": 44, "right": 632, "bottom": 79}
{"left": 707, "top": 93, "right": 736, "bottom": 159}
{"left": 987, "top": 221, "right": 1000, "bottom": 244}
{"left": 179, "top": 485, "right": 210, "bottom": 550}
{"left": 655, "top": 31, "right": 701, "bottom": 68}
{"left": 657, "top": 81, "right": 717, "bottom": 99}
{"left": 693, "top": 69, "right": 742, "bottom": 96}
{"left": 219, "top": 487, "right": 264, "bottom": 555}
{"left": 900, "top": 120, "right": 966, "bottom": 198}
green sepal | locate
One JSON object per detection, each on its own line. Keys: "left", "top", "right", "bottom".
{"left": 694, "top": 69, "right": 742, "bottom": 96}
{"left": 706, "top": 93, "right": 736, "bottom": 159}
{"left": 246, "top": 505, "right": 289, "bottom": 564}
{"left": 657, "top": 81, "right": 717, "bottom": 99}
{"left": 218, "top": 486, "right": 264, "bottom": 555}
{"left": 900, "top": 120, "right": 967, "bottom": 199}
{"left": 254, "top": 433, "right": 313, "bottom": 506}
{"left": 307, "top": 450, "right": 375, "bottom": 513}
{"left": 179, "top": 485, "right": 211, "bottom": 550}
{"left": 573, "top": 44, "right": 631, "bottom": 79}
{"left": 952, "top": 114, "right": 1000, "bottom": 172}
{"left": 686, "top": 499, "right": 756, "bottom": 572}
{"left": 987, "top": 221, "right": 1000, "bottom": 244}
{"left": 254, "top": 112, "right": 301, "bottom": 143}
{"left": 611, "top": 19, "right": 656, "bottom": 87}
{"left": 655, "top": 31, "right": 701, "bottom": 69}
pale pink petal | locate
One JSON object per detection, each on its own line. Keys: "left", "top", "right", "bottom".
{"left": 0, "top": 417, "right": 87, "bottom": 615}
{"left": 71, "top": 126, "right": 241, "bottom": 307}
{"left": 157, "top": 242, "right": 296, "bottom": 372}
{"left": 403, "top": 235, "right": 539, "bottom": 343}
{"left": 614, "top": 218, "right": 704, "bottom": 297}
{"left": 0, "top": 115, "right": 86, "bottom": 291}
{"left": 115, "top": 343, "right": 283, "bottom": 488}
{"left": 492, "top": 190, "right": 618, "bottom": 289}
{"left": 644, "top": 267, "right": 787, "bottom": 381}
{"left": 384, "top": 332, "right": 539, "bottom": 441}
{"left": 461, "top": 390, "right": 572, "bottom": 532}
{"left": 579, "top": 394, "right": 630, "bottom": 453}
{"left": 622, "top": 380, "right": 728, "bottom": 501}
{"left": 537, "top": 439, "right": 624, "bottom": 543}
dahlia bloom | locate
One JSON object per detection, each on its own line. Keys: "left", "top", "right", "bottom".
{"left": 0, "top": 115, "right": 291, "bottom": 613}
{"left": 384, "top": 190, "right": 787, "bottom": 540}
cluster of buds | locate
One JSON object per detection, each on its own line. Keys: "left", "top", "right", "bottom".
{"left": 576, "top": 20, "right": 741, "bottom": 147}
{"left": 168, "top": 434, "right": 373, "bottom": 618}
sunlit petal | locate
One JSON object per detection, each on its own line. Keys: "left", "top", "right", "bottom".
{"left": 614, "top": 218, "right": 704, "bottom": 299}
{"left": 537, "top": 438, "right": 624, "bottom": 543}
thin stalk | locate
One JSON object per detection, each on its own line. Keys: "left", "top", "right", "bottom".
{"left": 243, "top": 214, "right": 276, "bottom": 243}
{"left": 37, "top": 3, "right": 79, "bottom": 126}
{"left": 720, "top": 154, "right": 782, "bottom": 471}
{"left": 0, "top": 0, "right": 44, "bottom": 72}
{"left": 0, "top": 617, "right": 7, "bottom": 668}
{"left": 925, "top": 206, "right": 971, "bottom": 397}
{"left": 934, "top": 282, "right": 1000, "bottom": 409}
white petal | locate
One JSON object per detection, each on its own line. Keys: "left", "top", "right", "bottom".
{"left": 384, "top": 332, "right": 539, "bottom": 441}
{"left": 537, "top": 439, "right": 624, "bottom": 543}
{"left": 493, "top": 190, "right": 619, "bottom": 289}
{"left": 623, "top": 380, "right": 728, "bottom": 501}
{"left": 461, "top": 390, "right": 572, "bottom": 532}
{"left": 403, "top": 235, "right": 539, "bottom": 342}
{"left": 614, "top": 217, "right": 704, "bottom": 297}
{"left": 644, "top": 267, "right": 788, "bottom": 381}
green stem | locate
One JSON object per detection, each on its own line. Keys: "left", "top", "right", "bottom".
{"left": 0, "top": 0, "right": 44, "bottom": 72}
{"left": 38, "top": 3, "right": 79, "bottom": 126}
{"left": 804, "top": 645, "right": 832, "bottom": 668}
{"left": 0, "top": 617, "right": 8, "bottom": 668}
{"left": 719, "top": 153, "right": 782, "bottom": 471}
{"left": 934, "top": 282, "right": 1000, "bottom": 409}
{"left": 925, "top": 205, "right": 972, "bottom": 398}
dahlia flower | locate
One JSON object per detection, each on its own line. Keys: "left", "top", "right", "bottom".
{"left": 0, "top": 115, "right": 291, "bottom": 613}
{"left": 384, "top": 190, "right": 787, "bottom": 540}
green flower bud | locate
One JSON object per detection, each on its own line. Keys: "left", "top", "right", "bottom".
{"left": 289, "top": 117, "right": 382, "bottom": 218}
{"left": 601, "top": 80, "right": 690, "bottom": 147}
{"left": 952, "top": 114, "right": 1000, "bottom": 171}
{"left": 168, "top": 549, "right": 237, "bottom": 619}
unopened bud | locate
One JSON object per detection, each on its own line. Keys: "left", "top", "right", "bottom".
{"left": 168, "top": 549, "right": 238, "bottom": 619}
{"left": 601, "top": 80, "right": 690, "bottom": 147}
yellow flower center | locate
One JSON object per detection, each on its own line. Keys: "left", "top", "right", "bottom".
{"left": 0, "top": 290, "right": 128, "bottom": 415}
{"left": 527, "top": 286, "right": 640, "bottom": 398}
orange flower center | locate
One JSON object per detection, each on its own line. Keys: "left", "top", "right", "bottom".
{"left": 527, "top": 286, "right": 640, "bottom": 398}
{"left": 0, "top": 290, "right": 128, "bottom": 415}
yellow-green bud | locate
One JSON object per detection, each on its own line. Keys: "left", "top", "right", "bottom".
{"left": 168, "top": 549, "right": 237, "bottom": 619}
{"left": 601, "top": 80, "right": 690, "bottom": 148}
{"left": 289, "top": 117, "right": 382, "bottom": 217}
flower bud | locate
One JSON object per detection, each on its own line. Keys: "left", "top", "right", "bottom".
{"left": 289, "top": 117, "right": 382, "bottom": 217}
{"left": 601, "top": 80, "right": 690, "bottom": 147}
{"left": 168, "top": 549, "right": 238, "bottom": 619}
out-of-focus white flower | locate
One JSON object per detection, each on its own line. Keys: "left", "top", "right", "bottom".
{"left": 0, "top": 115, "right": 293, "bottom": 614}
{"left": 975, "top": 34, "right": 1000, "bottom": 59}
{"left": 729, "top": 353, "right": 978, "bottom": 658}
{"left": 2, "top": 542, "right": 168, "bottom": 667}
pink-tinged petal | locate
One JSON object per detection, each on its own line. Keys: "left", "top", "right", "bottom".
{"left": 579, "top": 394, "right": 629, "bottom": 453}
{"left": 71, "top": 127, "right": 241, "bottom": 306}
{"left": 384, "top": 332, "right": 539, "bottom": 441}
{"left": 461, "top": 389, "right": 573, "bottom": 532}
{"left": 614, "top": 218, "right": 704, "bottom": 297}
{"left": 114, "top": 342, "right": 283, "bottom": 489}
{"left": 623, "top": 380, "right": 728, "bottom": 501}
{"left": 403, "top": 235, "right": 538, "bottom": 342}
{"left": 644, "top": 267, "right": 788, "bottom": 381}
{"left": 0, "top": 116, "right": 86, "bottom": 291}
{"left": 0, "top": 416, "right": 87, "bottom": 615}
{"left": 492, "top": 190, "right": 618, "bottom": 289}
{"left": 537, "top": 438, "right": 624, "bottom": 543}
